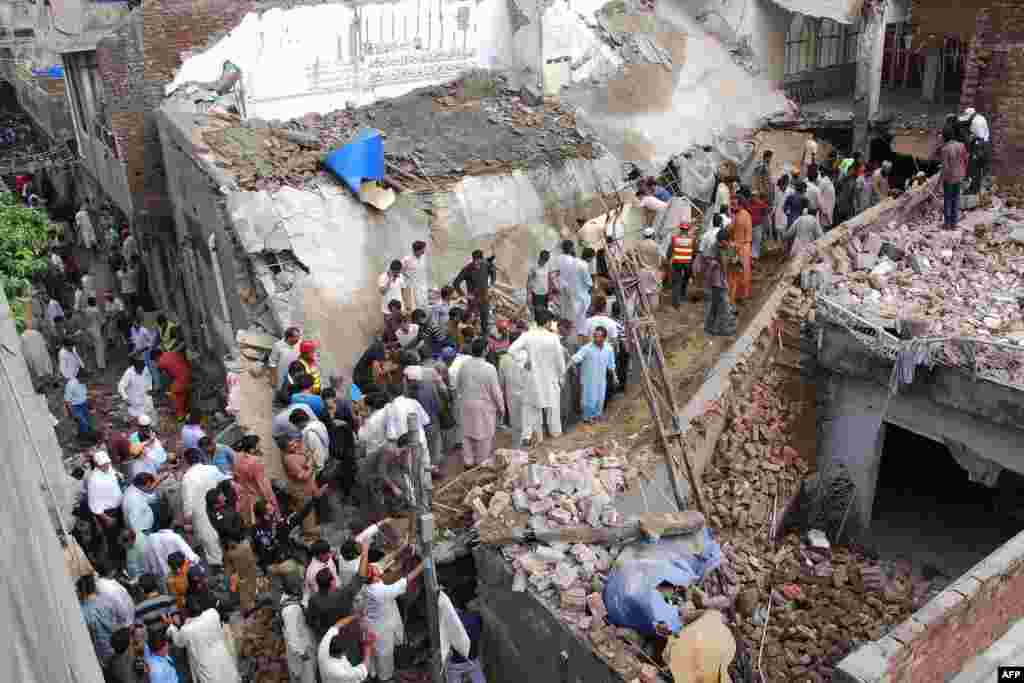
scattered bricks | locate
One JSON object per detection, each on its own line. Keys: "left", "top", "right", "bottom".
{"left": 517, "top": 554, "right": 549, "bottom": 575}
{"left": 601, "top": 508, "right": 624, "bottom": 526}
{"left": 534, "top": 546, "right": 565, "bottom": 563}
{"left": 528, "top": 498, "right": 555, "bottom": 515}
{"left": 855, "top": 252, "right": 878, "bottom": 270}
{"left": 489, "top": 491, "right": 512, "bottom": 517}
{"left": 579, "top": 493, "right": 610, "bottom": 527}
{"left": 863, "top": 233, "right": 883, "bottom": 257}
{"left": 512, "top": 489, "right": 529, "bottom": 512}
{"left": 548, "top": 506, "right": 573, "bottom": 525}
{"left": 553, "top": 562, "right": 579, "bottom": 590}
{"left": 587, "top": 592, "right": 607, "bottom": 620}
{"left": 561, "top": 586, "right": 587, "bottom": 610}
{"left": 571, "top": 544, "right": 597, "bottom": 564}
{"left": 780, "top": 584, "right": 804, "bottom": 600}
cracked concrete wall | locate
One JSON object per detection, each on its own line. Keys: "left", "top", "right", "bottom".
{"left": 225, "top": 154, "right": 624, "bottom": 381}
{"left": 555, "top": 0, "right": 788, "bottom": 172}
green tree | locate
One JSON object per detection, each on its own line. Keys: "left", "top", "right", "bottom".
{"left": 0, "top": 192, "right": 51, "bottom": 331}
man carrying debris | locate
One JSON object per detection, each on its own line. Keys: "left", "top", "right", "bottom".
{"left": 401, "top": 240, "right": 430, "bottom": 311}
{"left": 451, "top": 250, "right": 496, "bottom": 339}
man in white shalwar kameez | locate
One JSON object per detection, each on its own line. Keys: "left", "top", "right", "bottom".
{"left": 497, "top": 341, "right": 525, "bottom": 439}
{"left": 181, "top": 449, "right": 230, "bottom": 568}
{"left": 554, "top": 241, "right": 579, "bottom": 328}
{"left": 507, "top": 313, "right": 565, "bottom": 446}
{"left": 166, "top": 607, "right": 240, "bottom": 683}
{"left": 118, "top": 356, "right": 155, "bottom": 421}
{"left": 573, "top": 249, "right": 595, "bottom": 337}
{"left": 401, "top": 240, "right": 430, "bottom": 311}
{"left": 76, "top": 204, "right": 97, "bottom": 250}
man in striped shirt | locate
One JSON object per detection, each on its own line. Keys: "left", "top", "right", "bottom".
{"left": 412, "top": 308, "right": 446, "bottom": 359}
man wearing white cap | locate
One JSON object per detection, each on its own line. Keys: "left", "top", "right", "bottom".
{"left": 87, "top": 451, "right": 124, "bottom": 566}
{"left": 959, "top": 106, "right": 990, "bottom": 192}
{"left": 634, "top": 227, "right": 663, "bottom": 312}
{"left": 130, "top": 414, "right": 168, "bottom": 470}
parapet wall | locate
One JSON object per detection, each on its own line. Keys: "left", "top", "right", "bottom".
{"left": 835, "top": 529, "right": 1024, "bottom": 682}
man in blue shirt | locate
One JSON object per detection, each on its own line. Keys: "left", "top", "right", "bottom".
{"left": 78, "top": 574, "right": 118, "bottom": 673}
{"left": 144, "top": 628, "right": 179, "bottom": 683}
{"left": 289, "top": 373, "right": 326, "bottom": 419}
{"left": 199, "top": 436, "right": 236, "bottom": 476}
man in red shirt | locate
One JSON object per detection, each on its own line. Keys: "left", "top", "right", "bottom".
{"left": 939, "top": 125, "right": 968, "bottom": 230}
{"left": 152, "top": 349, "right": 192, "bottom": 421}
{"left": 747, "top": 192, "right": 769, "bottom": 260}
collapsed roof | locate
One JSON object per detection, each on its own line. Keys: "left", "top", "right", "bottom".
{"left": 802, "top": 188, "right": 1024, "bottom": 389}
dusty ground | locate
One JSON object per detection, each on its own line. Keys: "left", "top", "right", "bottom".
{"left": 433, "top": 246, "right": 790, "bottom": 528}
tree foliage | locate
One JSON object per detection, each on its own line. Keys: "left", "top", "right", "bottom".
{"left": 0, "top": 192, "right": 51, "bottom": 323}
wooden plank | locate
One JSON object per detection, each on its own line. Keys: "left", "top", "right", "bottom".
{"left": 478, "top": 511, "right": 705, "bottom": 546}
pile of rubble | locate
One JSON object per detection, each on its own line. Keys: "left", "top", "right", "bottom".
{"left": 701, "top": 366, "right": 938, "bottom": 680}
{"left": 805, "top": 203, "right": 1024, "bottom": 383}
{"left": 445, "top": 441, "right": 682, "bottom": 680}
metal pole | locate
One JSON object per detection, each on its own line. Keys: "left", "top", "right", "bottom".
{"left": 408, "top": 412, "right": 443, "bottom": 683}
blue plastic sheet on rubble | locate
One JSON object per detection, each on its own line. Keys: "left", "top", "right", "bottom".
{"left": 324, "top": 128, "right": 385, "bottom": 195}
{"left": 603, "top": 527, "right": 723, "bottom": 637}
{"left": 32, "top": 65, "right": 64, "bottom": 78}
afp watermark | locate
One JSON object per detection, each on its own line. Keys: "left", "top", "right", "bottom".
{"left": 999, "top": 666, "right": 1024, "bottom": 679}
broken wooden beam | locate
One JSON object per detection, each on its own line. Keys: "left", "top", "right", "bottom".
{"left": 478, "top": 510, "right": 705, "bottom": 546}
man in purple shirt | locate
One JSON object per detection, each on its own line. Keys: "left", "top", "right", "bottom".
{"left": 939, "top": 125, "right": 968, "bottom": 230}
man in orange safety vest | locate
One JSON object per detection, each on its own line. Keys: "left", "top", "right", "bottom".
{"left": 666, "top": 222, "right": 695, "bottom": 309}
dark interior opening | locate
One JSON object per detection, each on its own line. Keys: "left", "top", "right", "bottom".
{"left": 870, "top": 423, "right": 1022, "bottom": 579}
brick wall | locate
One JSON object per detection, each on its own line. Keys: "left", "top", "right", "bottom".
{"left": 958, "top": 5, "right": 1024, "bottom": 187}
{"left": 94, "top": 0, "right": 258, "bottom": 218}
{"left": 835, "top": 530, "right": 1024, "bottom": 682}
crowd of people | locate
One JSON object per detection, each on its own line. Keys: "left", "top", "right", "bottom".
{"left": 34, "top": 103, "right": 994, "bottom": 683}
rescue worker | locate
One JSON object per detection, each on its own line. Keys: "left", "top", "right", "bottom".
{"left": 666, "top": 222, "right": 695, "bottom": 308}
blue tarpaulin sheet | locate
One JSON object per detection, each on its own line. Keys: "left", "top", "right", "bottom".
{"left": 603, "top": 528, "right": 723, "bottom": 637}
{"left": 324, "top": 128, "right": 385, "bottom": 194}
